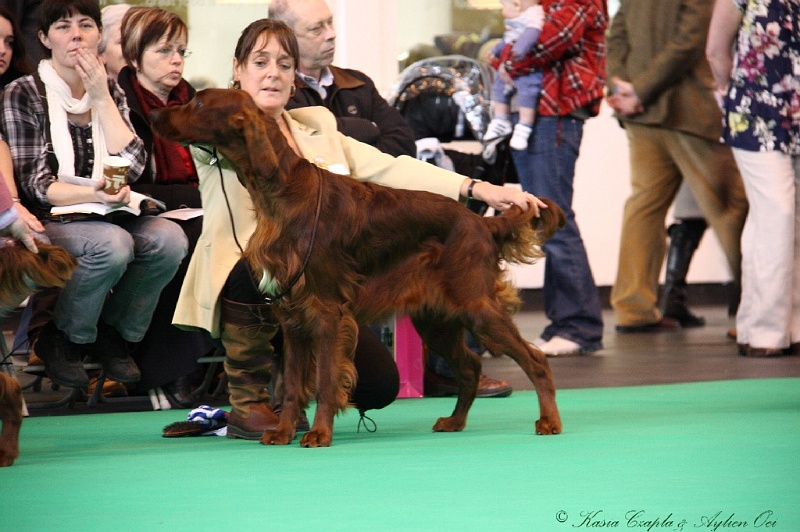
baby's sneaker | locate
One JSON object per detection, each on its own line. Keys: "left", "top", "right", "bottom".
{"left": 509, "top": 123, "right": 532, "bottom": 150}
{"left": 483, "top": 117, "right": 513, "bottom": 143}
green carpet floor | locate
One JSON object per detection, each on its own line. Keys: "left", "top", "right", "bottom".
{"left": 2, "top": 378, "right": 798, "bottom": 531}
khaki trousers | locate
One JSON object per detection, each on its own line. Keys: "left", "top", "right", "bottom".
{"left": 612, "top": 123, "right": 748, "bottom": 326}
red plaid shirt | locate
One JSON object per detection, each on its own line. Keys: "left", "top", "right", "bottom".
{"left": 503, "top": 0, "right": 608, "bottom": 117}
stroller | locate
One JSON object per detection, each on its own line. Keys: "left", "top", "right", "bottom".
{"left": 387, "top": 55, "right": 517, "bottom": 214}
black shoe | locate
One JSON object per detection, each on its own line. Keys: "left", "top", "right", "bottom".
{"left": 162, "top": 376, "right": 195, "bottom": 408}
{"left": 91, "top": 322, "right": 141, "bottom": 383}
{"left": 663, "top": 304, "right": 706, "bottom": 327}
{"left": 295, "top": 410, "right": 310, "bottom": 432}
{"left": 33, "top": 321, "right": 89, "bottom": 388}
{"left": 615, "top": 317, "right": 681, "bottom": 334}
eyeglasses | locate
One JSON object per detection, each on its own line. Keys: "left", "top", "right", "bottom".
{"left": 149, "top": 46, "right": 192, "bottom": 59}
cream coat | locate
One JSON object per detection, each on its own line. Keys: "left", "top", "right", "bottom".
{"left": 173, "top": 106, "right": 466, "bottom": 337}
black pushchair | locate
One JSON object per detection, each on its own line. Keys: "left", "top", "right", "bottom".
{"left": 387, "top": 55, "right": 517, "bottom": 214}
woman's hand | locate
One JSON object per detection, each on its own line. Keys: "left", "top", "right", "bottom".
{"left": 13, "top": 202, "right": 45, "bottom": 233}
{"left": 2, "top": 217, "right": 40, "bottom": 253}
{"left": 75, "top": 48, "right": 111, "bottom": 104}
{"left": 467, "top": 179, "right": 546, "bottom": 216}
{"left": 92, "top": 178, "right": 130, "bottom": 206}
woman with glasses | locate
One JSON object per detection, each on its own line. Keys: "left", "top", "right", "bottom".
{"left": 0, "top": 0, "right": 187, "bottom": 390}
{"left": 115, "top": 6, "right": 213, "bottom": 407}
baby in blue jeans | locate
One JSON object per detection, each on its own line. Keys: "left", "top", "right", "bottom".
{"left": 484, "top": 0, "right": 544, "bottom": 152}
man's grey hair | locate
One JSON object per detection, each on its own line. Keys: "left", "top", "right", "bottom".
{"left": 268, "top": 0, "right": 299, "bottom": 31}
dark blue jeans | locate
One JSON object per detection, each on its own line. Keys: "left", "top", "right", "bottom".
{"left": 511, "top": 116, "right": 603, "bottom": 351}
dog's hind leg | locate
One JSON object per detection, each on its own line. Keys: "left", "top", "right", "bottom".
{"left": 472, "top": 305, "right": 561, "bottom": 435}
{"left": 412, "top": 315, "right": 480, "bottom": 432}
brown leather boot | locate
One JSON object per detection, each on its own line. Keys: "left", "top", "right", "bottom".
{"left": 228, "top": 403, "right": 280, "bottom": 439}
{"left": 220, "top": 298, "right": 280, "bottom": 441}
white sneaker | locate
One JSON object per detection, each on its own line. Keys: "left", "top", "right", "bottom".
{"left": 509, "top": 123, "right": 532, "bottom": 150}
{"left": 536, "top": 336, "right": 584, "bottom": 357}
{"left": 483, "top": 117, "right": 513, "bottom": 143}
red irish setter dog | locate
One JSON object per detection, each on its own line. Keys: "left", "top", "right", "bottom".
{"left": 151, "top": 89, "right": 564, "bottom": 448}
{"left": 1, "top": 239, "right": 76, "bottom": 465}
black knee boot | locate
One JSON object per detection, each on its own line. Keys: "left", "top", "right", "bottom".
{"left": 662, "top": 218, "right": 708, "bottom": 327}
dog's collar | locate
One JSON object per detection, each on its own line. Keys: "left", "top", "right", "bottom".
{"left": 193, "top": 144, "right": 219, "bottom": 166}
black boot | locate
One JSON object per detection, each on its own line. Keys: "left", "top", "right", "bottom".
{"left": 662, "top": 218, "right": 708, "bottom": 327}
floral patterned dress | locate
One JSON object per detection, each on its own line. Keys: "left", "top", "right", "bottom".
{"left": 722, "top": 0, "right": 800, "bottom": 155}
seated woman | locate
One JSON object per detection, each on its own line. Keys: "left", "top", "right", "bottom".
{"left": 0, "top": 6, "right": 42, "bottom": 235}
{"left": 173, "top": 19, "right": 543, "bottom": 440}
{"left": 0, "top": 0, "right": 187, "bottom": 389}
{"left": 112, "top": 6, "right": 212, "bottom": 407}
{"left": 98, "top": 3, "right": 131, "bottom": 82}
{"left": 0, "top": 6, "right": 32, "bottom": 89}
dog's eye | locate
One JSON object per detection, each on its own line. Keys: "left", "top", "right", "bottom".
{"left": 195, "top": 101, "right": 204, "bottom": 109}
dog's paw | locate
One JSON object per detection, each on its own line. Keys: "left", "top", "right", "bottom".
{"left": 299, "top": 429, "right": 332, "bottom": 448}
{"left": 432, "top": 416, "right": 466, "bottom": 432}
{"left": 535, "top": 417, "right": 562, "bottom": 435}
{"left": 0, "top": 445, "right": 19, "bottom": 467}
{"left": 259, "top": 429, "right": 294, "bottom": 445}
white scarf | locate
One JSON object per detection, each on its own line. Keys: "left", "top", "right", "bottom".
{"left": 38, "top": 60, "right": 107, "bottom": 182}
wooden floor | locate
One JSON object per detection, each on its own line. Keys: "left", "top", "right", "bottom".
{"left": 4, "top": 298, "right": 800, "bottom": 413}
{"left": 487, "top": 304, "right": 800, "bottom": 391}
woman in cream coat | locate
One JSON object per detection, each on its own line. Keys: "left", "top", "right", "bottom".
{"left": 174, "top": 19, "right": 542, "bottom": 440}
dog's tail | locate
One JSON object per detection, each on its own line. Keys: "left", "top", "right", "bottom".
{"left": 484, "top": 197, "right": 566, "bottom": 266}
{"left": 0, "top": 241, "right": 77, "bottom": 317}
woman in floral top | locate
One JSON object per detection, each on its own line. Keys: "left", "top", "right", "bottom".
{"left": 706, "top": 0, "right": 800, "bottom": 357}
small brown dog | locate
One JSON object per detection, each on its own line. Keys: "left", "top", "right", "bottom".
{"left": 1, "top": 239, "right": 77, "bottom": 466}
{"left": 151, "top": 89, "right": 564, "bottom": 447}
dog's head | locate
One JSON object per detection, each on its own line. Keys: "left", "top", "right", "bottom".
{"left": 150, "top": 88, "right": 280, "bottom": 181}
{"left": 0, "top": 241, "right": 76, "bottom": 318}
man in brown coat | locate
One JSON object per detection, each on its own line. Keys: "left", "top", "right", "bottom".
{"left": 607, "top": 0, "right": 747, "bottom": 332}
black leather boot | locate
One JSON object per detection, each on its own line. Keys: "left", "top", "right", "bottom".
{"left": 662, "top": 218, "right": 708, "bottom": 327}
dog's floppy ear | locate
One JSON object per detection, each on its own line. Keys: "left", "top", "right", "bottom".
{"left": 228, "top": 108, "right": 280, "bottom": 180}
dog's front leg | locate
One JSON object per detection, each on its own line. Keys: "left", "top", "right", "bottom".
{"left": 260, "top": 329, "right": 303, "bottom": 446}
{"left": 300, "top": 313, "right": 358, "bottom": 448}
{"left": 0, "top": 373, "right": 23, "bottom": 467}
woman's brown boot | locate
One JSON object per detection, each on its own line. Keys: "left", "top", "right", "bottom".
{"left": 220, "top": 298, "right": 280, "bottom": 440}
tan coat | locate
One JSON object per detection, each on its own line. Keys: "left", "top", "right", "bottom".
{"left": 606, "top": 0, "right": 723, "bottom": 141}
{"left": 173, "top": 106, "right": 465, "bottom": 337}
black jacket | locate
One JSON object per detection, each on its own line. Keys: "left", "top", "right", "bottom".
{"left": 287, "top": 66, "right": 416, "bottom": 158}
{"left": 117, "top": 66, "right": 201, "bottom": 209}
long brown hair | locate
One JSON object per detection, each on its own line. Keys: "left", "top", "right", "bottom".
{"left": 0, "top": 7, "right": 32, "bottom": 88}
